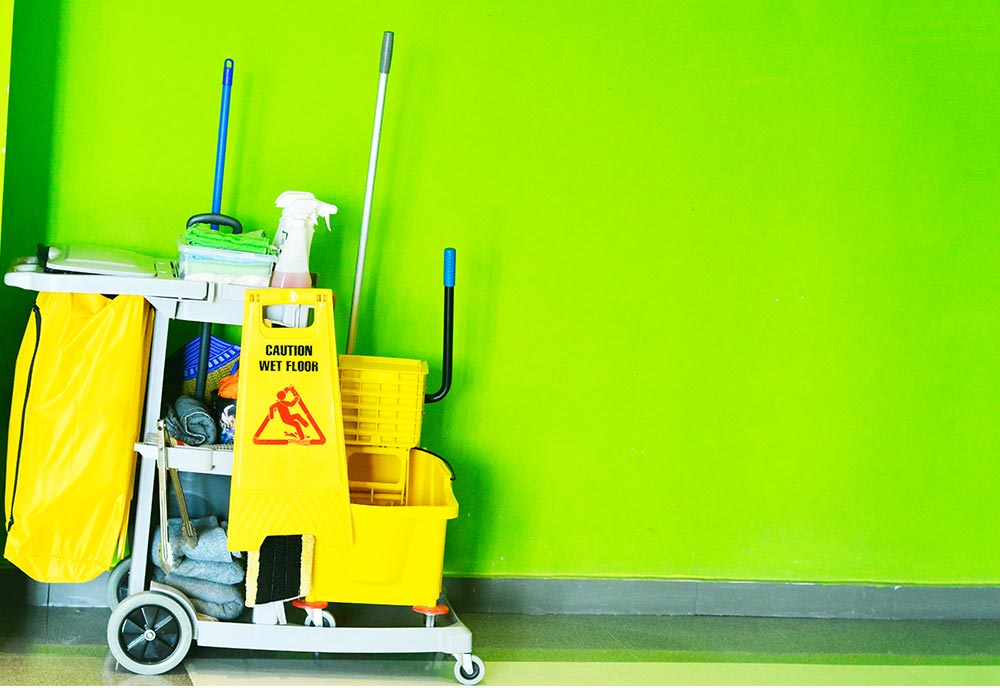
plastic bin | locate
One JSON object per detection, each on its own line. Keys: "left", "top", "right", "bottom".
{"left": 339, "top": 355, "right": 428, "bottom": 448}
{"left": 308, "top": 447, "right": 458, "bottom": 607}
{"left": 178, "top": 245, "right": 276, "bottom": 286}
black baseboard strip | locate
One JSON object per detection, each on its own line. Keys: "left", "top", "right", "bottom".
{"left": 7, "top": 566, "right": 1000, "bottom": 620}
{"left": 443, "top": 578, "right": 1000, "bottom": 620}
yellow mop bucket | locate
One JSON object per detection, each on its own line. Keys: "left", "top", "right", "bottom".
{"left": 308, "top": 447, "right": 458, "bottom": 607}
{"left": 309, "top": 355, "right": 457, "bottom": 607}
{"left": 227, "top": 289, "right": 352, "bottom": 552}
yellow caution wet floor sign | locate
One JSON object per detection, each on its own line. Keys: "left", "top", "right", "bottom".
{"left": 227, "top": 289, "right": 352, "bottom": 552}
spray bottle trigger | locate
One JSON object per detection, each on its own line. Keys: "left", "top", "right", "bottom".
{"left": 318, "top": 203, "right": 338, "bottom": 231}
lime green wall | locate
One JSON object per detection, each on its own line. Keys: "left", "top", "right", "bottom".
{"left": 0, "top": 0, "right": 11, "bottom": 230}
{"left": 3, "top": 1, "right": 999, "bottom": 584}
{"left": 0, "top": 0, "right": 63, "bottom": 564}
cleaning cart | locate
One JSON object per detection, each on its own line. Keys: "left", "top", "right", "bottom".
{"left": 3, "top": 245, "right": 484, "bottom": 685}
{"left": 5, "top": 29, "right": 484, "bottom": 684}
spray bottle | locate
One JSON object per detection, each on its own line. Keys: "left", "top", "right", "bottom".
{"left": 267, "top": 191, "right": 338, "bottom": 326}
{"left": 270, "top": 190, "right": 339, "bottom": 288}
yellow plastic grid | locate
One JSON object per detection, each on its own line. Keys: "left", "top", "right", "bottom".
{"left": 338, "top": 355, "right": 428, "bottom": 448}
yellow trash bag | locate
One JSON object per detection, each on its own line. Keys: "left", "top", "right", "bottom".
{"left": 5, "top": 292, "right": 152, "bottom": 583}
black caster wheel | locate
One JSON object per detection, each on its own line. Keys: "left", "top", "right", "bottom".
{"left": 106, "top": 591, "right": 193, "bottom": 675}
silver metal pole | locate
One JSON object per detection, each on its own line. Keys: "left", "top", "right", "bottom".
{"left": 347, "top": 31, "right": 394, "bottom": 355}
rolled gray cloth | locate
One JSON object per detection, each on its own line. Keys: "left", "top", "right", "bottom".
{"left": 152, "top": 516, "right": 222, "bottom": 570}
{"left": 166, "top": 395, "right": 217, "bottom": 445}
{"left": 153, "top": 568, "right": 244, "bottom": 621}
{"left": 153, "top": 549, "right": 245, "bottom": 584}
{"left": 152, "top": 517, "right": 244, "bottom": 584}
{"left": 184, "top": 524, "right": 233, "bottom": 562}
{"left": 157, "top": 516, "right": 233, "bottom": 563}
{"left": 190, "top": 597, "right": 245, "bottom": 622}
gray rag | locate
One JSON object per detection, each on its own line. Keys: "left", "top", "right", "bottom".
{"left": 152, "top": 517, "right": 244, "bottom": 584}
{"left": 153, "top": 569, "right": 244, "bottom": 621}
{"left": 190, "top": 596, "right": 244, "bottom": 622}
{"left": 152, "top": 516, "right": 221, "bottom": 569}
{"left": 151, "top": 515, "right": 246, "bottom": 620}
{"left": 158, "top": 516, "right": 233, "bottom": 563}
{"left": 185, "top": 525, "right": 232, "bottom": 562}
{"left": 153, "top": 549, "right": 245, "bottom": 584}
{"left": 166, "top": 395, "right": 217, "bottom": 446}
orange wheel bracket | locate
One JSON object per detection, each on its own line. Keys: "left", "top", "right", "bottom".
{"left": 292, "top": 599, "right": 329, "bottom": 610}
{"left": 413, "top": 604, "right": 449, "bottom": 616}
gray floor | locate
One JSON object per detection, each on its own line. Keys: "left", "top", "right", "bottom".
{"left": 4, "top": 604, "right": 1000, "bottom": 686}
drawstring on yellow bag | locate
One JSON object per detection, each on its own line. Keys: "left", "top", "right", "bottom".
{"left": 4, "top": 292, "right": 152, "bottom": 583}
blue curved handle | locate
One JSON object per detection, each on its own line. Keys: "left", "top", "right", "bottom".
{"left": 426, "top": 247, "right": 456, "bottom": 404}
{"left": 444, "top": 247, "right": 456, "bottom": 287}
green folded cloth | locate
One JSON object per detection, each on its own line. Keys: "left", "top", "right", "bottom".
{"left": 183, "top": 225, "right": 274, "bottom": 255}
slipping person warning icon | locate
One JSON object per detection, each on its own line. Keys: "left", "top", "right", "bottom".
{"left": 272, "top": 387, "right": 307, "bottom": 439}
{"left": 253, "top": 385, "right": 326, "bottom": 445}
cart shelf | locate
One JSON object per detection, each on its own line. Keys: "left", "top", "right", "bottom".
{"left": 135, "top": 441, "right": 234, "bottom": 476}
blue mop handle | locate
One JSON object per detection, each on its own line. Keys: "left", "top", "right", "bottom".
{"left": 212, "top": 58, "right": 234, "bottom": 218}
{"left": 197, "top": 58, "right": 234, "bottom": 401}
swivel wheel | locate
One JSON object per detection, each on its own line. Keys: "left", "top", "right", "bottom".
{"left": 454, "top": 654, "right": 485, "bottom": 685}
